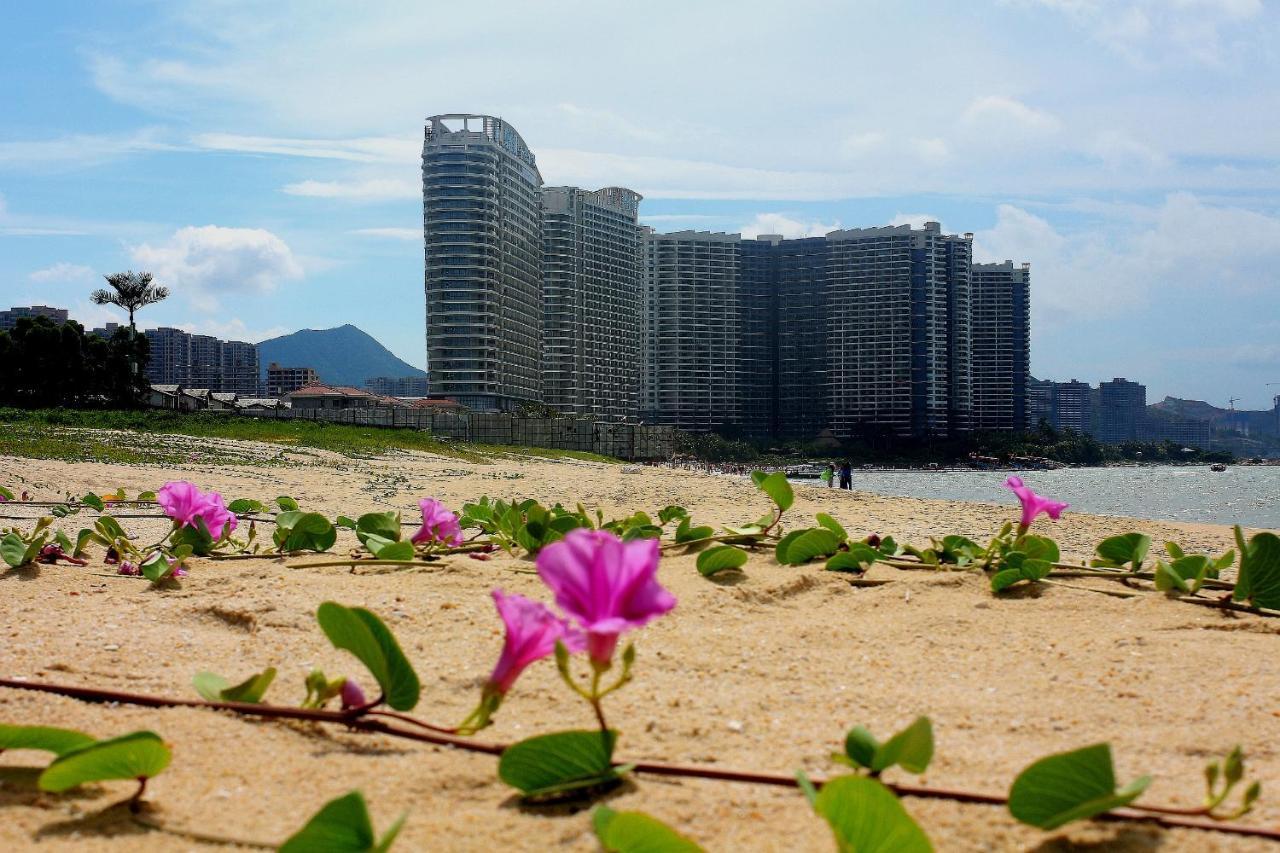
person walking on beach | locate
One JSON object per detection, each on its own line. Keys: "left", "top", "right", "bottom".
{"left": 838, "top": 462, "right": 852, "bottom": 490}
{"left": 821, "top": 463, "right": 834, "bottom": 488}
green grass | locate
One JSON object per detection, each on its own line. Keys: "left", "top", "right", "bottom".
{"left": 0, "top": 408, "right": 619, "bottom": 465}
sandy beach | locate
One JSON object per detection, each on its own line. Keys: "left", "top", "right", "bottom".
{"left": 1, "top": 436, "right": 1276, "bottom": 852}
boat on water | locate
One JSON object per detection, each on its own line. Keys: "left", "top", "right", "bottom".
{"left": 1210, "top": 463, "right": 1227, "bottom": 472}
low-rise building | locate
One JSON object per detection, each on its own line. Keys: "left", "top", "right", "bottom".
{"left": 267, "top": 363, "right": 321, "bottom": 397}
{"left": 0, "top": 305, "right": 69, "bottom": 331}
{"left": 286, "top": 384, "right": 399, "bottom": 410}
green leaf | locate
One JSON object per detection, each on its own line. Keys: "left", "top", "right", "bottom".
{"left": 815, "top": 513, "right": 847, "bottom": 542}
{"left": 0, "top": 724, "right": 95, "bottom": 757}
{"left": 592, "top": 806, "right": 705, "bottom": 852}
{"left": 756, "top": 472, "right": 794, "bottom": 512}
{"left": 0, "top": 486, "right": 13, "bottom": 501}
{"left": 750, "top": 470, "right": 768, "bottom": 488}
{"left": 499, "top": 730, "right": 619, "bottom": 798}
{"left": 1093, "top": 533, "right": 1151, "bottom": 571}
{"left": 844, "top": 726, "right": 880, "bottom": 769}
{"left": 1165, "top": 540, "right": 1185, "bottom": 560}
{"left": 137, "top": 490, "right": 157, "bottom": 502}
{"left": 370, "top": 540, "right": 416, "bottom": 561}
{"left": 1019, "top": 535, "right": 1060, "bottom": 564}
{"left": 1234, "top": 531, "right": 1280, "bottom": 609}
{"left": 192, "top": 671, "right": 230, "bottom": 702}
{"left": 356, "top": 512, "right": 401, "bottom": 544}
{"left": 778, "top": 528, "right": 842, "bottom": 566}
{"left": 674, "top": 518, "right": 714, "bottom": 544}
{"left": 81, "top": 493, "right": 105, "bottom": 512}
{"left": 813, "top": 775, "right": 933, "bottom": 853}
{"left": 38, "top": 731, "right": 172, "bottom": 793}
{"left": 336, "top": 515, "right": 358, "bottom": 530}
{"left": 872, "top": 717, "right": 933, "bottom": 774}
{"left": 140, "top": 553, "right": 176, "bottom": 583}
{"left": 1, "top": 532, "right": 28, "bottom": 568}
{"left": 227, "top": 498, "right": 265, "bottom": 514}
{"left": 279, "top": 790, "right": 400, "bottom": 853}
{"left": 774, "top": 529, "right": 804, "bottom": 564}
{"left": 316, "top": 603, "right": 420, "bottom": 711}
{"left": 276, "top": 496, "right": 300, "bottom": 511}
{"left": 696, "top": 545, "right": 748, "bottom": 577}
{"left": 1154, "top": 555, "right": 1211, "bottom": 594}
{"left": 218, "top": 667, "right": 276, "bottom": 703}
{"left": 1008, "top": 743, "right": 1152, "bottom": 830}
{"left": 991, "top": 568, "right": 1024, "bottom": 593}
{"left": 826, "top": 545, "right": 880, "bottom": 574}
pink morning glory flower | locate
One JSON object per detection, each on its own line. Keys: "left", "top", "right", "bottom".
{"left": 536, "top": 529, "right": 675, "bottom": 666}
{"left": 487, "top": 589, "right": 584, "bottom": 695}
{"left": 117, "top": 561, "right": 140, "bottom": 576}
{"left": 157, "top": 481, "right": 237, "bottom": 540}
{"left": 1005, "top": 476, "right": 1069, "bottom": 533}
{"left": 340, "top": 678, "right": 368, "bottom": 709}
{"left": 410, "top": 498, "right": 463, "bottom": 547}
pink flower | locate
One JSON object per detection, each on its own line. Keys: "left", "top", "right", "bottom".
{"left": 117, "top": 561, "right": 139, "bottom": 576}
{"left": 536, "top": 529, "right": 675, "bottom": 666}
{"left": 157, "top": 481, "right": 237, "bottom": 539}
{"left": 487, "top": 590, "right": 584, "bottom": 695}
{"left": 340, "top": 678, "right": 367, "bottom": 709}
{"left": 1005, "top": 476, "right": 1069, "bottom": 532}
{"left": 410, "top": 498, "right": 462, "bottom": 547}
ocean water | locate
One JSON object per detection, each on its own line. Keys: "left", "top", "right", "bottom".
{"left": 840, "top": 465, "right": 1280, "bottom": 529}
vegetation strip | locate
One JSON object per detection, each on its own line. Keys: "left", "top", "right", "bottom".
{"left": 1, "top": 677, "right": 1275, "bottom": 841}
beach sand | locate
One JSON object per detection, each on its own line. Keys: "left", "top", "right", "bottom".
{"left": 1, "top": 438, "right": 1276, "bottom": 851}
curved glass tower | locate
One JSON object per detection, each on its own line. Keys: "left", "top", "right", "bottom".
{"left": 423, "top": 114, "right": 543, "bottom": 411}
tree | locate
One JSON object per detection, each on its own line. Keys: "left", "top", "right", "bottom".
{"left": 91, "top": 270, "right": 169, "bottom": 332}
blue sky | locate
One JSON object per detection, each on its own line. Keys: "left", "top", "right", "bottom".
{"left": 2, "top": 0, "right": 1279, "bottom": 407}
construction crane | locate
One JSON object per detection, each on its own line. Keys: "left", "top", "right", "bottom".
{"left": 1228, "top": 397, "right": 1239, "bottom": 411}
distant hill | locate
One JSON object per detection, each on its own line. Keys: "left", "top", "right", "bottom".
{"left": 257, "top": 325, "right": 425, "bottom": 387}
{"left": 1148, "top": 396, "right": 1228, "bottom": 423}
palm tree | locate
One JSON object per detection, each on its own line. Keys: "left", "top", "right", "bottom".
{"left": 91, "top": 271, "right": 169, "bottom": 333}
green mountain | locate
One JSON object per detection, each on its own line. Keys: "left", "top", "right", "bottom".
{"left": 257, "top": 325, "right": 425, "bottom": 387}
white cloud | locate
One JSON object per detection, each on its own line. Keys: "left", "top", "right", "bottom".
{"left": 351, "top": 227, "right": 420, "bottom": 240}
{"left": 282, "top": 177, "right": 418, "bottom": 201}
{"left": 29, "top": 262, "right": 98, "bottom": 283}
{"left": 909, "top": 138, "right": 951, "bottom": 165}
{"left": 0, "top": 128, "right": 175, "bottom": 169}
{"left": 130, "top": 225, "right": 304, "bottom": 311}
{"left": 192, "top": 132, "right": 417, "bottom": 163}
{"left": 167, "top": 317, "right": 291, "bottom": 344}
{"left": 739, "top": 213, "right": 841, "bottom": 240}
{"left": 974, "top": 192, "right": 1280, "bottom": 323}
{"left": 1088, "top": 130, "right": 1172, "bottom": 169}
{"left": 889, "top": 213, "right": 943, "bottom": 230}
{"left": 556, "top": 104, "right": 663, "bottom": 144}
{"left": 960, "top": 96, "right": 1061, "bottom": 134}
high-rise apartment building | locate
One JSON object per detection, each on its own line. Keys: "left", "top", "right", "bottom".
{"left": 0, "top": 305, "right": 69, "bottom": 331}
{"left": 641, "top": 230, "right": 741, "bottom": 432}
{"left": 971, "top": 261, "right": 1031, "bottom": 431}
{"left": 541, "top": 186, "right": 643, "bottom": 420}
{"left": 1096, "top": 377, "right": 1146, "bottom": 443}
{"left": 422, "top": 114, "right": 544, "bottom": 412}
{"left": 1052, "top": 380, "right": 1093, "bottom": 433}
{"left": 364, "top": 376, "right": 430, "bottom": 397}
{"left": 143, "top": 327, "right": 259, "bottom": 393}
{"left": 825, "top": 223, "right": 972, "bottom": 438}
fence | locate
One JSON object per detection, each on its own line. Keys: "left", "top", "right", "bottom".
{"left": 246, "top": 405, "right": 677, "bottom": 461}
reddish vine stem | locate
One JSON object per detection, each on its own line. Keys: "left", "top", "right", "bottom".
{"left": 3, "top": 678, "right": 1277, "bottom": 841}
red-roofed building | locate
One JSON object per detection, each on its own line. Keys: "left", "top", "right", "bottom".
{"left": 408, "top": 397, "right": 468, "bottom": 413}
{"left": 286, "top": 384, "right": 403, "bottom": 410}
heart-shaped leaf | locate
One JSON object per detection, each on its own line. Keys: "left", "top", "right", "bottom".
{"left": 826, "top": 546, "right": 880, "bottom": 574}
{"left": 499, "top": 730, "right": 619, "bottom": 799}
{"left": 778, "top": 528, "right": 842, "bottom": 566}
{"left": 871, "top": 716, "right": 933, "bottom": 774}
{"left": 1, "top": 532, "right": 28, "bottom": 568}
{"left": 38, "top": 730, "right": 172, "bottom": 793}
{"left": 675, "top": 518, "right": 714, "bottom": 544}
{"left": 280, "top": 790, "right": 407, "bottom": 853}
{"left": 696, "top": 545, "right": 747, "bottom": 577}
{"left": 276, "top": 496, "right": 300, "bottom": 511}
{"left": 193, "top": 668, "right": 276, "bottom": 703}
{"left": 81, "top": 493, "right": 105, "bottom": 512}
{"left": 1234, "top": 530, "right": 1280, "bottom": 609}
{"left": 813, "top": 775, "right": 932, "bottom": 852}
{"left": 1092, "top": 533, "right": 1151, "bottom": 571}
{"left": 815, "top": 513, "right": 847, "bottom": 542}
{"left": 593, "top": 806, "right": 704, "bottom": 852}
{"left": 1008, "top": 743, "right": 1151, "bottom": 829}
{"left": 755, "top": 472, "right": 794, "bottom": 512}
{"left": 0, "top": 724, "right": 95, "bottom": 757}
{"left": 357, "top": 512, "right": 401, "bottom": 545}
{"left": 316, "top": 603, "right": 420, "bottom": 711}
{"left": 843, "top": 726, "right": 880, "bottom": 769}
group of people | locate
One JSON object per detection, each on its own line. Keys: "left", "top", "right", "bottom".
{"left": 820, "top": 462, "right": 854, "bottom": 490}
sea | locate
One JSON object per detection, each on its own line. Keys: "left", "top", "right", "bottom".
{"left": 838, "top": 465, "right": 1280, "bottom": 529}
